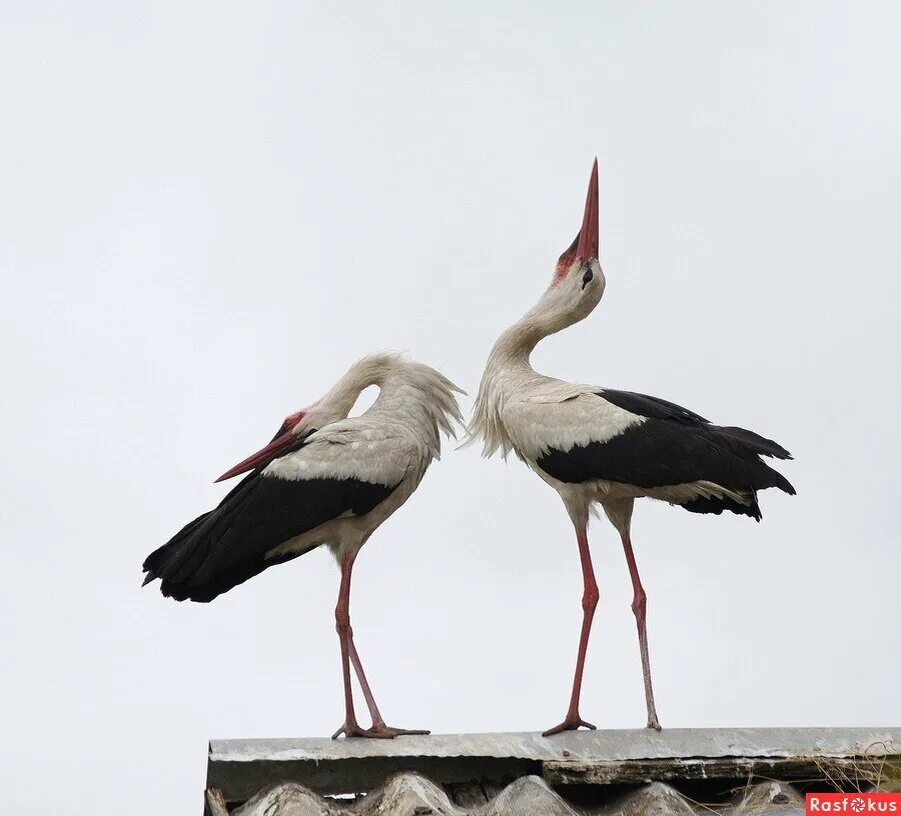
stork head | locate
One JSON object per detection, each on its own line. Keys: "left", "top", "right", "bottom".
{"left": 214, "top": 408, "right": 309, "bottom": 482}
{"left": 212, "top": 354, "right": 436, "bottom": 483}
{"left": 540, "top": 159, "right": 605, "bottom": 328}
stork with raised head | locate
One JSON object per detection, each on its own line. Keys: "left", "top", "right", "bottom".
{"left": 469, "top": 161, "right": 795, "bottom": 736}
{"left": 142, "top": 353, "right": 463, "bottom": 739}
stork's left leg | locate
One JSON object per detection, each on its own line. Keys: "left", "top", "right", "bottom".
{"left": 620, "top": 527, "right": 661, "bottom": 731}
{"left": 330, "top": 550, "right": 370, "bottom": 739}
{"left": 330, "top": 549, "right": 429, "bottom": 739}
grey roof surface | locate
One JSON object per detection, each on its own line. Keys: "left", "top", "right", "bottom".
{"left": 210, "top": 727, "right": 900, "bottom": 764}
{"left": 205, "top": 728, "right": 901, "bottom": 815}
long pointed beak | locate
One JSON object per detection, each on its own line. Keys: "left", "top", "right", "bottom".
{"left": 214, "top": 431, "right": 297, "bottom": 482}
{"left": 575, "top": 158, "right": 599, "bottom": 261}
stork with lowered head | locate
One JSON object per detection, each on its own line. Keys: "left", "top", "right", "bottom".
{"left": 143, "top": 353, "right": 463, "bottom": 739}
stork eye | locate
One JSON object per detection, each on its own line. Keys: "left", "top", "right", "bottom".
{"left": 581, "top": 268, "right": 594, "bottom": 289}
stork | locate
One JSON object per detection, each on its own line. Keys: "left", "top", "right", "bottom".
{"left": 142, "top": 353, "right": 463, "bottom": 739}
{"left": 469, "top": 161, "right": 795, "bottom": 735}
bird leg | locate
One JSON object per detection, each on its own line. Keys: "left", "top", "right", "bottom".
{"left": 346, "top": 636, "right": 430, "bottom": 738}
{"left": 331, "top": 550, "right": 368, "bottom": 738}
{"left": 620, "top": 530, "right": 661, "bottom": 730}
{"left": 331, "top": 550, "right": 429, "bottom": 739}
{"left": 543, "top": 525, "right": 599, "bottom": 736}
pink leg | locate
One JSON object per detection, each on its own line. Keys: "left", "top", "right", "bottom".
{"left": 621, "top": 530, "right": 661, "bottom": 730}
{"left": 347, "top": 639, "right": 385, "bottom": 726}
{"left": 347, "top": 636, "right": 429, "bottom": 737}
{"left": 331, "top": 550, "right": 429, "bottom": 739}
{"left": 331, "top": 551, "right": 368, "bottom": 738}
{"left": 543, "top": 525, "right": 599, "bottom": 736}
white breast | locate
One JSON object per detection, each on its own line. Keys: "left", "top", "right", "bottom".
{"left": 503, "top": 391, "right": 642, "bottom": 463}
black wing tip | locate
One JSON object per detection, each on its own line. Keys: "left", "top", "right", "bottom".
{"left": 681, "top": 494, "right": 763, "bottom": 520}
{"left": 143, "top": 575, "right": 212, "bottom": 602}
{"left": 759, "top": 439, "right": 793, "bottom": 461}
{"left": 161, "top": 583, "right": 216, "bottom": 602}
{"left": 768, "top": 467, "right": 796, "bottom": 496}
{"left": 140, "top": 568, "right": 196, "bottom": 601}
{"left": 714, "top": 426, "right": 794, "bottom": 460}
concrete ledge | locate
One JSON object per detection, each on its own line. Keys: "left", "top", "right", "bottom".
{"left": 207, "top": 727, "right": 901, "bottom": 803}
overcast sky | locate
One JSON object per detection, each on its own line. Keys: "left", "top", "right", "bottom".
{"left": 2, "top": 2, "right": 899, "bottom": 813}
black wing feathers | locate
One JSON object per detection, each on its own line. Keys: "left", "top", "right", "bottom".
{"left": 600, "top": 390, "right": 793, "bottom": 461}
{"left": 143, "top": 472, "right": 396, "bottom": 602}
{"left": 536, "top": 389, "right": 794, "bottom": 520}
{"left": 714, "top": 426, "right": 792, "bottom": 460}
{"left": 600, "top": 389, "right": 710, "bottom": 424}
{"left": 681, "top": 494, "right": 762, "bottom": 519}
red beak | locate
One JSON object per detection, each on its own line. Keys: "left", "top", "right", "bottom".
{"left": 214, "top": 430, "right": 298, "bottom": 483}
{"left": 575, "top": 158, "right": 599, "bottom": 261}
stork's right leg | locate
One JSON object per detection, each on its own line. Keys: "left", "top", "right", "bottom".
{"left": 543, "top": 524, "right": 599, "bottom": 736}
{"left": 346, "top": 637, "right": 430, "bottom": 737}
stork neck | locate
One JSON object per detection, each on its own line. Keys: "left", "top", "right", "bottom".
{"left": 469, "top": 311, "right": 545, "bottom": 459}
{"left": 491, "top": 323, "right": 537, "bottom": 370}
{"left": 489, "top": 296, "right": 566, "bottom": 371}
{"left": 318, "top": 359, "right": 385, "bottom": 419}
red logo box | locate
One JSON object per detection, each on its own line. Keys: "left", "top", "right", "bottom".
{"left": 806, "top": 793, "right": 900, "bottom": 814}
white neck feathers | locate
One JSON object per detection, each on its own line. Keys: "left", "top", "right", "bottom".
{"left": 319, "top": 353, "right": 464, "bottom": 460}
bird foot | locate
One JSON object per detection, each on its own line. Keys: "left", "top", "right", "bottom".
{"left": 542, "top": 715, "right": 597, "bottom": 736}
{"left": 331, "top": 721, "right": 430, "bottom": 739}
{"left": 331, "top": 721, "right": 390, "bottom": 739}
{"left": 647, "top": 718, "right": 662, "bottom": 731}
{"left": 369, "top": 723, "right": 431, "bottom": 738}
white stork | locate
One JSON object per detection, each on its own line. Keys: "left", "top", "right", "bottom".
{"left": 469, "top": 161, "right": 795, "bottom": 735}
{"left": 143, "top": 353, "right": 463, "bottom": 739}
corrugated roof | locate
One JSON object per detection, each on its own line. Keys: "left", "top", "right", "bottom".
{"left": 207, "top": 775, "right": 879, "bottom": 816}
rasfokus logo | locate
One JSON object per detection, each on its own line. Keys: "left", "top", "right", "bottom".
{"left": 806, "top": 794, "right": 900, "bottom": 814}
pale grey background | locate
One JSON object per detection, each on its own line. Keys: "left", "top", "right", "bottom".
{"left": 1, "top": 2, "right": 899, "bottom": 813}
